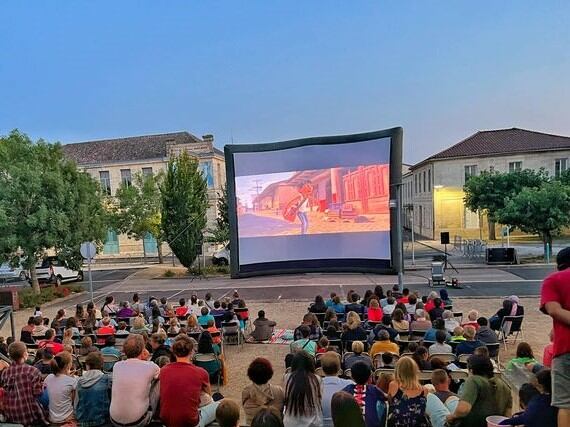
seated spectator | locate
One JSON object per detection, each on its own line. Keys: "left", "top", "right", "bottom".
{"left": 543, "top": 329, "right": 554, "bottom": 368}
{"left": 101, "top": 295, "right": 119, "bottom": 316}
{"left": 38, "top": 328, "right": 64, "bottom": 354}
{"left": 251, "top": 310, "right": 277, "bottom": 342}
{"left": 75, "top": 351, "right": 112, "bottom": 427}
{"left": 283, "top": 352, "right": 323, "bottom": 427}
{"left": 158, "top": 297, "right": 168, "bottom": 316}
{"left": 431, "top": 369, "right": 458, "bottom": 411}
{"left": 361, "top": 290, "right": 374, "bottom": 308}
{"left": 167, "top": 317, "right": 180, "bottom": 335}
{"left": 198, "top": 330, "right": 222, "bottom": 358}
{"left": 381, "top": 352, "right": 397, "bottom": 368}
{"left": 290, "top": 325, "right": 317, "bottom": 356}
{"left": 398, "top": 288, "right": 410, "bottom": 304}
{"left": 116, "top": 321, "right": 130, "bottom": 336}
{"left": 230, "top": 291, "right": 241, "bottom": 308}
{"left": 439, "top": 289, "right": 452, "bottom": 307}
{"left": 367, "top": 299, "right": 384, "bottom": 322}
{"left": 131, "top": 316, "right": 151, "bottom": 334}
{"left": 98, "top": 316, "right": 116, "bottom": 335}
{"left": 110, "top": 334, "right": 160, "bottom": 426}
{"left": 160, "top": 334, "right": 219, "bottom": 427}
{"left": 424, "top": 319, "right": 450, "bottom": 342}
{"left": 368, "top": 316, "right": 399, "bottom": 344}
{"left": 383, "top": 297, "right": 396, "bottom": 315}
{"left": 331, "top": 391, "right": 365, "bottom": 427}
{"left": 506, "top": 342, "right": 540, "bottom": 371}
{"left": 79, "top": 336, "right": 98, "bottom": 356}
{"left": 324, "top": 308, "right": 338, "bottom": 323}
{"left": 175, "top": 298, "right": 189, "bottom": 317}
{"left": 210, "top": 300, "right": 226, "bottom": 317}
{"left": 101, "top": 335, "right": 121, "bottom": 366}
{"left": 380, "top": 290, "right": 392, "bottom": 308}
{"left": 242, "top": 357, "right": 285, "bottom": 425}
{"left": 20, "top": 316, "right": 36, "bottom": 343}
{"left": 330, "top": 296, "right": 345, "bottom": 314}
{"left": 446, "top": 354, "right": 512, "bottom": 426}
{"left": 309, "top": 295, "right": 328, "bottom": 314}
{"left": 374, "top": 285, "right": 385, "bottom": 301}
{"left": 391, "top": 308, "right": 410, "bottom": 333}
{"left": 405, "top": 294, "right": 418, "bottom": 315}
{"left": 490, "top": 295, "right": 524, "bottom": 331}
{"left": 429, "top": 298, "right": 445, "bottom": 321}
{"left": 326, "top": 292, "right": 337, "bottom": 308}
{"left": 342, "top": 362, "right": 385, "bottom": 426}
{"left": 187, "top": 313, "right": 204, "bottom": 333}
{"left": 294, "top": 313, "right": 323, "bottom": 341}
{"left": 412, "top": 346, "right": 432, "bottom": 371}
{"left": 317, "top": 336, "right": 330, "bottom": 354}
{"left": 341, "top": 311, "right": 368, "bottom": 343}
{"left": 461, "top": 310, "right": 480, "bottom": 331}
{"left": 223, "top": 303, "right": 239, "bottom": 324}
{"left": 499, "top": 368, "right": 557, "bottom": 427}
{"left": 442, "top": 310, "right": 460, "bottom": 333}
{"left": 204, "top": 292, "right": 215, "bottom": 311}
{"left": 377, "top": 371, "right": 394, "bottom": 394}
{"left": 251, "top": 407, "right": 284, "bottom": 427}
{"left": 51, "top": 309, "right": 67, "bottom": 330}
{"left": 150, "top": 333, "right": 172, "bottom": 363}
{"left": 370, "top": 330, "right": 399, "bottom": 358}
{"left": 475, "top": 317, "right": 499, "bottom": 356}
{"left": 391, "top": 284, "right": 402, "bottom": 300}
{"left": 425, "top": 291, "right": 444, "bottom": 313}
{"left": 450, "top": 326, "right": 466, "bottom": 343}
{"left": 318, "top": 351, "right": 355, "bottom": 426}
{"left": 325, "top": 322, "right": 342, "bottom": 340}
{"left": 198, "top": 306, "right": 215, "bottom": 327}
{"left": 455, "top": 325, "right": 485, "bottom": 356}
{"left": 411, "top": 309, "right": 432, "bottom": 331}
{"left": 44, "top": 351, "right": 78, "bottom": 425}
{"left": 117, "top": 301, "right": 135, "bottom": 318}
{"left": 34, "top": 348, "right": 55, "bottom": 376}
{"left": 344, "top": 341, "right": 373, "bottom": 371}
{"left": 206, "top": 319, "right": 222, "bottom": 346}
{"left": 32, "top": 315, "right": 49, "bottom": 337}
{"left": 216, "top": 399, "right": 240, "bottom": 427}
{"left": 345, "top": 293, "right": 365, "bottom": 317}
{"left": 429, "top": 330, "right": 452, "bottom": 355}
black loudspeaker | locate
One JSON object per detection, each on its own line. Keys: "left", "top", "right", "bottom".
{"left": 486, "top": 248, "right": 517, "bottom": 265}
{"left": 440, "top": 232, "right": 450, "bottom": 245}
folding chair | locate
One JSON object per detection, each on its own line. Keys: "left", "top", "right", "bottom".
{"left": 102, "top": 354, "right": 120, "bottom": 373}
{"left": 194, "top": 353, "right": 222, "bottom": 391}
{"left": 486, "top": 342, "right": 501, "bottom": 364}
{"left": 497, "top": 315, "right": 524, "bottom": 350}
{"left": 457, "top": 354, "right": 471, "bottom": 367}
{"left": 221, "top": 321, "right": 242, "bottom": 347}
{"left": 312, "top": 312, "right": 327, "bottom": 326}
{"left": 428, "top": 353, "right": 456, "bottom": 365}
{"left": 453, "top": 312, "right": 463, "bottom": 323}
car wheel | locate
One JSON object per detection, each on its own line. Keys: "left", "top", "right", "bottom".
{"left": 76, "top": 271, "right": 84, "bottom": 282}
{"left": 19, "top": 271, "right": 27, "bottom": 281}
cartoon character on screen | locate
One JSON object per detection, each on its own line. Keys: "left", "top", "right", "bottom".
{"left": 283, "top": 182, "right": 314, "bottom": 234}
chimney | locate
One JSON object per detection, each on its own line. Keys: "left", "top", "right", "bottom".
{"left": 202, "top": 134, "right": 214, "bottom": 144}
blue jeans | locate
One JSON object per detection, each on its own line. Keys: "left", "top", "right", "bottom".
{"left": 297, "top": 212, "right": 308, "bottom": 234}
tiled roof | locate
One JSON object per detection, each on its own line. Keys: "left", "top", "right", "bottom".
{"left": 63, "top": 131, "right": 204, "bottom": 165}
{"left": 415, "top": 128, "right": 570, "bottom": 168}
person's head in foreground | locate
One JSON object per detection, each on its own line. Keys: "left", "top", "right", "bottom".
{"left": 331, "top": 391, "right": 365, "bottom": 427}
{"left": 247, "top": 357, "right": 274, "bottom": 385}
{"left": 395, "top": 356, "right": 421, "bottom": 390}
{"left": 321, "top": 351, "right": 341, "bottom": 377}
{"left": 431, "top": 369, "right": 450, "bottom": 391}
{"left": 556, "top": 246, "right": 570, "bottom": 271}
{"left": 172, "top": 334, "right": 193, "bottom": 360}
{"left": 350, "top": 361, "right": 372, "bottom": 386}
{"left": 250, "top": 407, "right": 284, "bottom": 427}
{"left": 285, "top": 351, "right": 321, "bottom": 418}
{"left": 123, "top": 334, "right": 145, "bottom": 359}
{"left": 8, "top": 341, "right": 28, "bottom": 364}
{"left": 467, "top": 354, "right": 494, "bottom": 378}
{"left": 216, "top": 399, "right": 240, "bottom": 427}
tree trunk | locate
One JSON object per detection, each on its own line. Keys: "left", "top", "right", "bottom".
{"left": 543, "top": 232, "right": 553, "bottom": 260}
{"left": 487, "top": 217, "right": 496, "bottom": 241}
{"left": 29, "top": 265, "right": 41, "bottom": 295}
{"left": 157, "top": 241, "right": 164, "bottom": 264}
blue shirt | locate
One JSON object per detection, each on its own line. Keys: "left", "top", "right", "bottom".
{"left": 197, "top": 314, "right": 215, "bottom": 327}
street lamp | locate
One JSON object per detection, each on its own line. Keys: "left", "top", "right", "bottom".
{"left": 390, "top": 183, "right": 404, "bottom": 291}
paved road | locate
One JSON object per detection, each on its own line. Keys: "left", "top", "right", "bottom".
{"left": 76, "top": 269, "right": 139, "bottom": 292}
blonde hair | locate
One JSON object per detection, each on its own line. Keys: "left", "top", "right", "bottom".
{"left": 395, "top": 356, "right": 421, "bottom": 390}
{"left": 351, "top": 340, "right": 364, "bottom": 354}
{"left": 187, "top": 314, "right": 199, "bottom": 328}
{"left": 453, "top": 326, "right": 464, "bottom": 336}
{"left": 369, "top": 299, "right": 379, "bottom": 309}
{"left": 133, "top": 316, "right": 146, "bottom": 329}
{"left": 169, "top": 317, "right": 179, "bottom": 327}
{"left": 468, "top": 310, "right": 478, "bottom": 321}
{"left": 463, "top": 325, "right": 476, "bottom": 339}
{"left": 346, "top": 311, "right": 361, "bottom": 330}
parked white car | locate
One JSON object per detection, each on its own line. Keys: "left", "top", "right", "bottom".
{"left": 0, "top": 262, "right": 28, "bottom": 281}
{"left": 35, "top": 256, "right": 83, "bottom": 286}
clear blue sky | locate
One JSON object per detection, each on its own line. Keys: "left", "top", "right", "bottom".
{"left": 1, "top": 1, "right": 569, "bottom": 163}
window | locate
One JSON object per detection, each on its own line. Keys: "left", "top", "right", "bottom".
{"left": 142, "top": 167, "right": 153, "bottom": 178}
{"left": 464, "top": 165, "right": 478, "bottom": 183}
{"left": 99, "top": 171, "right": 111, "bottom": 195}
{"left": 428, "top": 169, "right": 431, "bottom": 191}
{"left": 508, "top": 161, "right": 522, "bottom": 173}
{"left": 414, "top": 174, "right": 418, "bottom": 194}
{"left": 120, "top": 169, "right": 132, "bottom": 187}
{"left": 423, "top": 171, "right": 426, "bottom": 192}
{"left": 555, "top": 158, "right": 568, "bottom": 178}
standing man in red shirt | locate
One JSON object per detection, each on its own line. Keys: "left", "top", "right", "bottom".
{"left": 540, "top": 247, "right": 570, "bottom": 426}
{"left": 159, "top": 334, "right": 220, "bottom": 427}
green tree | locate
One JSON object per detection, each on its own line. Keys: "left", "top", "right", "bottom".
{"left": 497, "top": 181, "right": 570, "bottom": 257}
{"left": 0, "top": 130, "right": 107, "bottom": 293}
{"left": 463, "top": 169, "right": 548, "bottom": 240}
{"left": 161, "top": 151, "right": 209, "bottom": 269}
{"left": 556, "top": 168, "right": 570, "bottom": 186}
{"left": 207, "top": 185, "right": 229, "bottom": 246}
{"left": 112, "top": 172, "right": 165, "bottom": 263}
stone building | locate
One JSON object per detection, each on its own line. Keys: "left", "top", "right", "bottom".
{"left": 63, "top": 131, "right": 225, "bottom": 258}
{"left": 402, "top": 128, "right": 570, "bottom": 240}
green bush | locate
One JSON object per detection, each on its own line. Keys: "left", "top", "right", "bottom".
{"left": 187, "top": 264, "right": 229, "bottom": 276}
{"left": 19, "top": 285, "right": 82, "bottom": 309}
{"left": 163, "top": 269, "right": 176, "bottom": 278}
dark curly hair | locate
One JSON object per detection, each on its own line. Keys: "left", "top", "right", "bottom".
{"left": 247, "top": 357, "right": 274, "bottom": 385}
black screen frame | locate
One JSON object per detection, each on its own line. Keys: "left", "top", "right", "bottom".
{"left": 224, "top": 127, "right": 403, "bottom": 279}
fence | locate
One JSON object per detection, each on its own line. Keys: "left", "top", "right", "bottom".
{"left": 453, "top": 235, "right": 487, "bottom": 258}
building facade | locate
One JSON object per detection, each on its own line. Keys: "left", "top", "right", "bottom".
{"left": 403, "top": 128, "right": 570, "bottom": 240}
{"left": 63, "top": 131, "right": 225, "bottom": 258}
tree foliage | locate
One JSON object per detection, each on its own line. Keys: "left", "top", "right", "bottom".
{"left": 0, "top": 130, "right": 107, "bottom": 293}
{"left": 161, "top": 151, "right": 209, "bottom": 269}
{"left": 112, "top": 172, "right": 164, "bottom": 262}
{"left": 207, "top": 185, "right": 229, "bottom": 245}
{"left": 496, "top": 181, "right": 570, "bottom": 256}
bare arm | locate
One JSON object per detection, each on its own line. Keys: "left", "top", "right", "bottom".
{"left": 545, "top": 301, "right": 570, "bottom": 326}
{"left": 447, "top": 400, "right": 472, "bottom": 422}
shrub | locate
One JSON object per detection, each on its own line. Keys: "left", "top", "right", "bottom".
{"left": 18, "top": 285, "right": 82, "bottom": 309}
{"left": 163, "top": 269, "right": 176, "bottom": 278}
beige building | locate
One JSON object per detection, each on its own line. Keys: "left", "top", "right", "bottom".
{"left": 63, "top": 131, "right": 226, "bottom": 258}
{"left": 403, "top": 128, "right": 570, "bottom": 241}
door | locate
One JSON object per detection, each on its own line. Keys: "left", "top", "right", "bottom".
{"left": 143, "top": 233, "right": 158, "bottom": 255}
{"left": 103, "top": 230, "right": 120, "bottom": 255}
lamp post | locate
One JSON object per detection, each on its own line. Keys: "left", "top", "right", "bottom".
{"left": 390, "top": 183, "right": 404, "bottom": 291}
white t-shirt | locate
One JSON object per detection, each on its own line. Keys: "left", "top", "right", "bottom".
{"left": 44, "top": 374, "right": 78, "bottom": 423}
{"left": 110, "top": 359, "right": 160, "bottom": 424}
{"left": 428, "top": 342, "right": 453, "bottom": 355}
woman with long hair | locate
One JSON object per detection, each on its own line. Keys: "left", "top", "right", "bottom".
{"left": 367, "top": 298, "right": 383, "bottom": 323}
{"left": 374, "top": 285, "right": 385, "bottom": 301}
{"left": 341, "top": 311, "right": 368, "bottom": 344}
{"left": 331, "top": 391, "right": 365, "bottom": 427}
{"left": 309, "top": 295, "right": 327, "bottom": 314}
{"left": 44, "top": 351, "right": 78, "bottom": 425}
{"left": 283, "top": 352, "right": 322, "bottom": 427}
{"left": 391, "top": 308, "right": 410, "bottom": 333}
{"left": 186, "top": 314, "right": 203, "bottom": 333}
